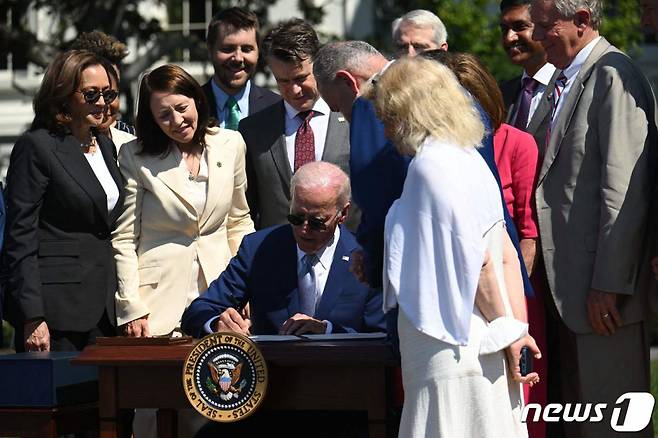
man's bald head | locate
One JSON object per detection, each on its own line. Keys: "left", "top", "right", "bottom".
{"left": 289, "top": 162, "right": 351, "bottom": 254}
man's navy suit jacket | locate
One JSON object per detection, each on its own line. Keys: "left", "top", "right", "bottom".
{"left": 181, "top": 224, "right": 386, "bottom": 338}
{"left": 349, "top": 97, "right": 533, "bottom": 296}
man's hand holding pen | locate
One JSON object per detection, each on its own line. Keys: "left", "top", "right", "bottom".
{"left": 214, "top": 307, "right": 252, "bottom": 335}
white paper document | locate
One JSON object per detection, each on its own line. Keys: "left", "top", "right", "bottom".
{"left": 250, "top": 332, "right": 387, "bottom": 342}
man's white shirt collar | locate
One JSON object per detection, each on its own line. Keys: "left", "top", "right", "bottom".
{"left": 284, "top": 97, "right": 330, "bottom": 121}
{"left": 522, "top": 62, "right": 557, "bottom": 86}
{"left": 563, "top": 36, "right": 602, "bottom": 82}
{"left": 368, "top": 60, "right": 395, "bottom": 86}
{"left": 296, "top": 225, "right": 340, "bottom": 271}
{"left": 211, "top": 78, "right": 251, "bottom": 126}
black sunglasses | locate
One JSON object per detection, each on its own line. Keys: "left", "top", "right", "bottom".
{"left": 287, "top": 210, "right": 342, "bottom": 232}
{"left": 77, "top": 88, "right": 118, "bottom": 105}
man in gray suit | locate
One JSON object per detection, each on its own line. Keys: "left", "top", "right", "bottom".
{"left": 499, "top": 0, "right": 560, "bottom": 154}
{"left": 531, "top": 0, "right": 657, "bottom": 435}
{"left": 239, "top": 19, "right": 358, "bottom": 231}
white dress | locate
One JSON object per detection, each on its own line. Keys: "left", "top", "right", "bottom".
{"left": 384, "top": 138, "right": 528, "bottom": 438}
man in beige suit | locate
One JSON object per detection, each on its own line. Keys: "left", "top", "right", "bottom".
{"left": 530, "top": 0, "right": 657, "bottom": 436}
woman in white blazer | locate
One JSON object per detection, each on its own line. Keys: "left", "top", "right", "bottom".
{"left": 113, "top": 64, "right": 254, "bottom": 337}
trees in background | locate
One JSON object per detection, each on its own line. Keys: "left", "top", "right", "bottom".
{"left": 371, "top": 0, "right": 643, "bottom": 80}
{"left": 0, "top": 0, "right": 646, "bottom": 100}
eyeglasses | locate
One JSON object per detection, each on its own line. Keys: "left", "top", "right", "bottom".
{"left": 76, "top": 88, "right": 118, "bottom": 105}
{"left": 287, "top": 210, "right": 342, "bottom": 232}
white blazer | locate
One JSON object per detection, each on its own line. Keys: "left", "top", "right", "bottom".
{"left": 112, "top": 128, "right": 254, "bottom": 335}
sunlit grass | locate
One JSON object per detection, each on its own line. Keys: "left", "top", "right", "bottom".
{"left": 651, "top": 361, "right": 658, "bottom": 438}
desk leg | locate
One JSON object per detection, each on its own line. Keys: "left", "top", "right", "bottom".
{"left": 36, "top": 419, "right": 57, "bottom": 438}
{"left": 99, "top": 367, "right": 119, "bottom": 438}
{"left": 157, "top": 409, "right": 178, "bottom": 438}
{"left": 366, "top": 367, "right": 387, "bottom": 438}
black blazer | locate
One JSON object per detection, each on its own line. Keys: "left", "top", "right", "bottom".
{"left": 202, "top": 79, "right": 281, "bottom": 122}
{"left": 3, "top": 129, "right": 124, "bottom": 332}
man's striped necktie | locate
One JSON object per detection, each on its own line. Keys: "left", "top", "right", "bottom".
{"left": 545, "top": 73, "right": 568, "bottom": 149}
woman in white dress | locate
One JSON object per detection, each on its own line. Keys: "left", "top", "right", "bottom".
{"left": 366, "top": 57, "right": 541, "bottom": 437}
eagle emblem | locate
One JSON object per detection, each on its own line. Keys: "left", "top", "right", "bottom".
{"left": 183, "top": 332, "right": 268, "bottom": 422}
{"left": 207, "top": 356, "right": 245, "bottom": 401}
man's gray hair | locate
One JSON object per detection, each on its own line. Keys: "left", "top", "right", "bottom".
{"left": 392, "top": 9, "right": 448, "bottom": 46}
{"left": 290, "top": 161, "right": 351, "bottom": 210}
{"left": 313, "top": 41, "right": 384, "bottom": 86}
{"left": 552, "top": 0, "right": 602, "bottom": 29}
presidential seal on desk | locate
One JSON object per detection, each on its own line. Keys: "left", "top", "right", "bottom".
{"left": 182, "top": 332, "right": 268, "bottom": 422}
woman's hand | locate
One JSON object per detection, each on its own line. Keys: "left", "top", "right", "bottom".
{"left": 349, "top": 250, "right": 370, "bottom": 285}
{"left": 122, "top": 316, "right": 150, "bottom": 337}
{"left": 505, "top": 334, "right": 541, "bottom": 386}
{"left": 24, "top": 320, "right": 50, "bottom": 351}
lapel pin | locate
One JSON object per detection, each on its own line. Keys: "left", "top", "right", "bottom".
{"left": 338, "top": 116, "right": 346, "bottom": 123}
{"left": 216, "top": 161, "right": 222, "bottom": 168}
{"left": 342, "top": 255, "right": 350, "bottom": 261}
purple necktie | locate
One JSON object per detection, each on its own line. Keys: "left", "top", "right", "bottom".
{"left": 513, "top": 77, "right": 539, "bottom": 130}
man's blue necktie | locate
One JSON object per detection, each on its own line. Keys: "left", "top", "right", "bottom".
{"left": 299, "top": 253, "right": 318, "bottom": 316}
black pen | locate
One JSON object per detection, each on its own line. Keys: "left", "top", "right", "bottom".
{"left": 227, "top": 293, "right": 243, "bottom": 311}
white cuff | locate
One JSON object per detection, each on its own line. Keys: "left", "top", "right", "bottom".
{"left": 203, "top": 316, "right": 220, "bottom": 335}
{"left": 323, "top": 320, "right": 333, "bottom": 334}
{"left": 479, "top": 316, "right": 528, "bottom": 355}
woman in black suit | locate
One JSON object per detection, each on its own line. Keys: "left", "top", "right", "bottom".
{"left": 4, "top": 50, "right": 125, "bottom": 352}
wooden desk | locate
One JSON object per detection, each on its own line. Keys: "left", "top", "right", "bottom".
{"left": 0, "top": 403, "right": 98, "bottom": 437}
{"left": 73, "top": 339, "right": 398, "bottom": 438}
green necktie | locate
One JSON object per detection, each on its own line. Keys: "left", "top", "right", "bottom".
{"left": 225, "top": 96, "right": 240, "bottom": 130}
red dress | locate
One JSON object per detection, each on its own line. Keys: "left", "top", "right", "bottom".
{"left": 493, "top": 124, "right": 539, "bottom": 240}
{"left": 494, "top": 123, "right": 546, "bottom": 438}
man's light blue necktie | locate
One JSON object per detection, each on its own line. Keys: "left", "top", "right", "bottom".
{"left": 299, "top": 253, "right": 318, "bottom": 316}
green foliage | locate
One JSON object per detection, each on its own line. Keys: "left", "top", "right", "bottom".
{"left": 206, "top": 376, "right": 218, "bottom": 394}
{"left": 436, "top": 0, "right": 520, "bottom": 81}
{"left": 297, "top": 0, "right": 325, "bottom": 25}
{"left": 600, "top": 0, "right": 643, "bottom": 56}
{"left": 373, "top": 0, "right": 644, "bottom": 81}
{"left": 2, "top": 321, "right": 13, "bottom": 350}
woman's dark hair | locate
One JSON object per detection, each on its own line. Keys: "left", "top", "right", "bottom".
{"left": 500, "top": 0, "right": 531, "bottom": 13}
{"left": 422, "top": 50, "right": 506, "bottom": 131}
{"left": 135, "top": 64, "right": 214, "bottom": 156}
{"left": 70, "top": 31, "right": 129, "bottom": 67}
{"left": 31, "top": 50, "right": 115, "bottom": 136}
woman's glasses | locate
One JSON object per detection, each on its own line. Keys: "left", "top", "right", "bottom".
{"left": 77, "top": 88, "right": 118, "bottom": 105}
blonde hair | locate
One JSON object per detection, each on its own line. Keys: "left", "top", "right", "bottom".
{"left": 365, "top": 57, "right": 484, "bottom": 156}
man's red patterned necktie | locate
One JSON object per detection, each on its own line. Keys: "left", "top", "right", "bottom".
{"left": 294, "top": 110, "right": 315, "bottom": 172}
